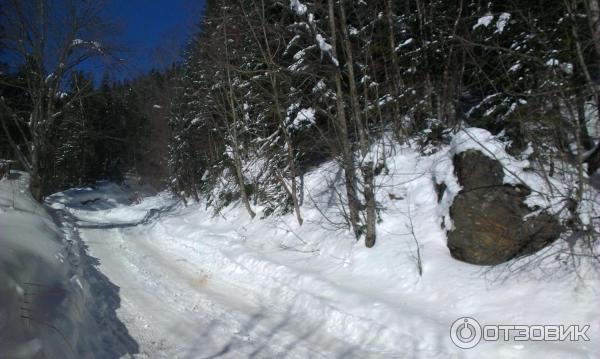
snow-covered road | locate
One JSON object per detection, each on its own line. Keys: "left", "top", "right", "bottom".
{"left": 43, "top": 149, "right": 599, "bottom": 359}
{"left": 80, "top": 225, "right": 369, "bottom": 358}
{"left": 49, "top": 185, "right": 405, "bottom": 358}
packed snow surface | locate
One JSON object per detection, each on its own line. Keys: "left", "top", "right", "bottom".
{"left": 39, "top": 128, "right": 600, "bottom": 358}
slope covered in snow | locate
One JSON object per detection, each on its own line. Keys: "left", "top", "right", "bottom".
{"left": 0, "top": 173, "right": 138, "bottom": 358}
{"left": 42, "top": 128, "right": 600, "bottom": 358}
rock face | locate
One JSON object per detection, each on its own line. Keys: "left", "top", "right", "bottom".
{"left": 446, "top": 150, "right": 561, "bottom": 265}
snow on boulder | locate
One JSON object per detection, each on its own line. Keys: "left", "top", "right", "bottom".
{"left": 446, "top": 150, "right": 560, "bottom": 265}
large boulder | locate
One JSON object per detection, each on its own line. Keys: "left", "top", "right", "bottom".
{"left": 446, "top": 150, "right": 560, "bottom": 265}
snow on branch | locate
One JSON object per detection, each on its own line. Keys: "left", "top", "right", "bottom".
{"left": 290, "top": 0, "right": 307, "bottom": 16}
{"left": 71, "top": 39, "right": 105, "bottom": 54}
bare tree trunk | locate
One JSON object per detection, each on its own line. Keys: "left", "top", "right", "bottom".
{"left": 585, "top": 0, "right": 600, "bottom": 173}
{"left": 282, "top": 126, "right": 304, "bottom": 225}
{"left": 269, "top": 84, "right": 305, "bottom": 225}
{"left": 222, "top": 9, "right": 256, "bottom": 219}
{"left": 232, "top": 143, "right": 255, "bottom": 218}
{"left": 30, "top": 97, "right": 46, "bottom": 201}
{"left": 265, "top": 39, "right": 303, "bottom": 226}
{"left": 587, "top": 0, "right": 600, "bottom": 57}
{"left": 565, "top": 0, "right": 600, "bottom": 185}
{"left": 327, "top": 0, "right": 361, "bottom": 239}
{"left": 239, "top": 0, "right": 303, "bottom": 224}
{"left": 30, "top": 144, "right": 44, "bottom": 201}
{"left": 362, "top": 163, "right": 376, "bottom": 247}
{"left": 576, "top": 89, "right": 594, "bottom": 150}
{"left": 226, "top": 90, "right": 255, "bottom": 219}
{"left": 385, "top": 0, "right": 405, "bottom": 140}
{"left": 338, "top": 1, "right": 376, "bottom": 247}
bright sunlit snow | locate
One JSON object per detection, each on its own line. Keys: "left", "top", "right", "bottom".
{"left": 2, "top": 129, "right": 590, "bottom": 358}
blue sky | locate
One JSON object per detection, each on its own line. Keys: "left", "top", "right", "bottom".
{"left": 85, "top": 0, "right": 206, "bottom": 81}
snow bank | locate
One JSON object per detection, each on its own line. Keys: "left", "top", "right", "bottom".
{"left": 0, "top": 172, "right": 71, "bottom": 358}
{"left": 46, "top": 178, "right": 164, "bottom": 226}
{"left": 0, "top": 172, "right": 138, "bottom": 358}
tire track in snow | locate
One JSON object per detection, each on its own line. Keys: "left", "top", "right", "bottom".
{"left": 79, "top": 224, "right": 371, "bottom": 358}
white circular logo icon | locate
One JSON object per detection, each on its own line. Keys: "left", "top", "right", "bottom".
{"left": 450, "top": 317, "right": 482, "bottom": 349}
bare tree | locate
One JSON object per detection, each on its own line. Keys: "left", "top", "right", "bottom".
{"left": 337, "top": 1, "right": 377, "bottom": 247}
{"left": 0, "top": 0, "right": 114, "bottom": 200}
{"left": 240, "top": 0, "right": 304, "bottom": 225}
{"left": 326, "top": 0, "right": 361, "bottom": 239}
{"left": 220, "top": 6, "right": 256, "bottom": 218}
